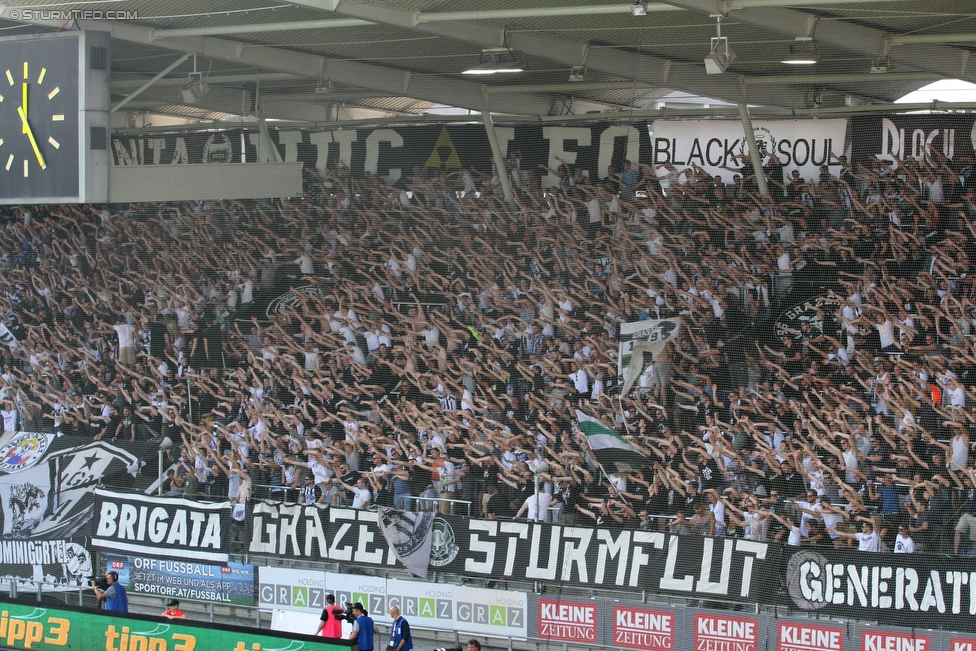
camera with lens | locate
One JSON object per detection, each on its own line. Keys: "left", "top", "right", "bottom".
{"left": 336, "top": 603, "right": 357, "bottom": 624}
{"left": 88, "top": 575, "right": 108, "bottom": 590}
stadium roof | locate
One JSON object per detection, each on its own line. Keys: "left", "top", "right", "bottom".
{"left": 1, "top": 0, "right": 974, "bottom": 127}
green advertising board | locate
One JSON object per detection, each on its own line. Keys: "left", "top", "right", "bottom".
{"left": 0, "top": 600, "right": 350, "bottom": 651}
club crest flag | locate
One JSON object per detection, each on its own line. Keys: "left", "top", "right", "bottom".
{"left": 617, "top": 318, "right": 682, "bottom": 396}
{"left": 377, "top": 507, "right": 435, "bottom": 578}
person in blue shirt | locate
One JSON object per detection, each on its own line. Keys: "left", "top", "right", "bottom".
{"left": 347, "top": 602, "right": 374, "bottom": 651}
{"left": 388, "top": 605, "right": 413, "bottom": 651}
{"left": 91, "top": 571, "right": 128, "bottom": 612}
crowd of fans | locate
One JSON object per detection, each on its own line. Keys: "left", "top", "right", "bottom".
{"left": 3, "top": 143, "right": 976, "bottom": 557}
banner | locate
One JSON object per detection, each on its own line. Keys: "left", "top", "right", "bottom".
{"left": 0, "top": 538, "right": 94, "bottom": 594}
{"left": 259, "top": 569, "right": 528, "bottom": 639}
{"left": 0, "top": 322, "right": 18, "bottom": 348}
{"left": 778, "top": 620, "right": 845, "bottom": 651}
{"left": 0, "top": 598, "right": 350, "bottom": 651}
{"left": 105, "top": 554, "right": 255, "bottom": 606}
{"left": 538, "top": 598, "right": 598, "bottom": 643}
{"left": 617, "top": 317, "right": 682, "bottom": 395}
{"left": 376, "top": 506, "right": 433, "bottom": 578}
{"left": 109, "top": 123, "right": 654, "bottom": 188}
{"left": 111, "top": 130, "right": 245, "bottom": 165}
{"left": 695, "top": 613, "right": 760, "bottom": 651}
{"left": 247, "top": 506, "right": 778, "bottom": 602}
{"left": 612, "top": 605, "right": 675, "bottom": 651}
{"left": 849, "top": 115, "right": 976, "bottom": 165}
{"left": 92, "top": 489, "right": 235, "bottom": 562}
{"left": 785, "top": 547, "right": 976, "bottom": 631}
{"left": 652, "top": 118, "right": 848, "bottom": 184}
{"left": 259, "top": 567, "right": 329, "bottom": 614}
{"left": 0, "top": 433, "right": 150, "bottom": 594}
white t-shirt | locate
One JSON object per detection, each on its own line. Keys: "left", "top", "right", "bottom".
{"left": 949, "top": 385, "right": 966, "bottom": 408}
{"left": 743, "top": 511, "right": 760, "bottom": 540}
{"left": 821, "top": 511, "right": 844, "bottom": 539}
{"left": 351, "top": 486, "right": 372, "bottom": 509}
{"left": 523, "top": 492, "right": 553, "bottom": 522}
{"left": 570, "top": 370, "right": 588, "bottom": 393}
{"left": 1, "top": 408, "right": 18, "bottom": 432}
{"left": 787, "top": 526, "right": 801, "bottom": 546}
{"left": 893, "top": 533, "right": 915, "bottom": 554}
{"left": 796, "top": 500, "right": 822, "bottom": 536}
{"left": 114, "top": 323, "right": 137, "bottom": 348}
{"left": 294, "top": 254, "right": 314, "bottom": 275}
{"left": 842, "top": 449, "right": 859, "bottom": 484}
{"left": 777, "top": 252, "right": 791, "bottom": 272}
{"left": 855, "top": 531, "right": 880, "bottom": 552}
{"left": 877, "top": 320, "right": 894, "bottom": 348}
{"left": 710, "top": 501, "right": 726, "bottom": 532}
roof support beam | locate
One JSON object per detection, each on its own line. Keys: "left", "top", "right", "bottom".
{"left": 113, "top": 72, "right": 302, "bottom": 89}
{"left": 112, "top": 53, "right": 189, "bottom": 113}
{"left": 152, "top": 19, "right": 371, "bottom": 39}
{"left": 298, "top": 0, "right": 819, "bottom": 109}
{"left": 664, "top": 0, "right": 975, "bottom": 83}
{"left": 728, "top": 0, "right": 915, "bottom": 7}
{"left": 8, "top": 17, "right": 561, "bottom": 116}
{"left": 743, "top": 72, "right": 941, "bottom": 85}
{"left": 417, "top": 4, "right": 682, "bottom": 22}
{"left": 891, "top": 33, "right": 976, "bottom": 46}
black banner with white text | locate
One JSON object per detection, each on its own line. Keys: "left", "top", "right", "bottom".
{"left": 247, "top": 505, "right": 778, "bottom": 603}
{"left": 91, "top": 489, "right": 236, "bottom": 562}
{"left": 785, "top": 547, "right": 976, "bottom": 631}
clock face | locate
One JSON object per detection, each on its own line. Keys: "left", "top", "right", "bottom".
{"left": 0, "top": 35, "right": 79, "bottom": 200}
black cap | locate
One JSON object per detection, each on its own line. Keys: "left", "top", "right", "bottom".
{"left": 352, "top": 602, "right": 366, "bottom": 614}
{"left": 166, "top": 599, "right": 180, "bottom": 607}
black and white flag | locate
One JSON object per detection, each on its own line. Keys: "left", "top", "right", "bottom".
{"left": 377, "top": 507, "right": 434, "bottom": 578}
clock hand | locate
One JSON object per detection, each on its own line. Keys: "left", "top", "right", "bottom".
{"left": 21, "top": 82, "right": 26, "bottom": 135}
{"left": 16, "top": 105, "right": 46, "bottom": 170}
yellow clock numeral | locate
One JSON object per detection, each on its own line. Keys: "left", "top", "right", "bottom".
{"left": 23, "top": 159, "right": 28, "bottom": 177}
{"left": 48, "top": 137, "right": 59, "bottom": 149}
{"left": 22, "top": 62, "right": 27, "bottom": 80}
{"left": 37, "top": 68, "right": 46, "bottom": 84}
{"left": 0, "top": 95, "right": 4, "bottom": 103}
{"left": 47, "top": 87, "right": 59, "bottom": 100}
{"left": 4, "top": 70, "right": 12, "bottom": 86}
{"left": 52, "top": 115, "right": 63, "bottom": 121}
{"left": 0, "top": 139, "right": 4, "bottom": 147}
{"left": 4, "top": 155, "right": 12, "bottom": 171}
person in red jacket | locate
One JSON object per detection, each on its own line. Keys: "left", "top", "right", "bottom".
{"left": 316, "top": 594, "right": 344, "bottom": 638}
{"left": 161, "top": 599, "right": 185, "bottom": 619}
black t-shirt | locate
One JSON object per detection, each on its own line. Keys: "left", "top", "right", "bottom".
{"left": 485, "top": 492, "right": 512, "bottom": 519}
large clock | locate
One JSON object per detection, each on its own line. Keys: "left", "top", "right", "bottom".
{"left": 0, "top": 31, "right": 109, "bottom": 204}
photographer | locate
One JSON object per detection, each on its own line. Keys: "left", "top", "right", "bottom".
{"left": 90, "top": 571, "right": 128, "bottom": 613}
{"left": 347, "top": 602, "right": 374, "bottom": 651}
{"left": 316, "top": 594, "right": 344, "bottom": 638}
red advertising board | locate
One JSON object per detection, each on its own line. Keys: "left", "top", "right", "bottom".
{"left": 694, "top": 613, "right": 759, "bottom": 651}
{"left": 862, "top": 630, "right": 929, "bottom": 651}
{"left": 949, "top": 639, "right": 976, "bottom": 651}
{"left": 537, "top": 599, "right": 597, "bottom": 643}
{"left": 778, "top": 622, "right": 843, "bottom": 651}
{"left": 613, "top": 606, "right": 675, "bottom": 650}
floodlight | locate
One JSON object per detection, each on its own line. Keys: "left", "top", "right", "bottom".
{"left": 569, "top": 66, "right": 587, "bottom": 82}
{"left": 782, "top": 37, "right": 819, "bottom": 65}
{"left": 180, "top": 56, "right": 209, "bottom": 103}
{"left": 705, "top": 37, "right": 736, "bottom": 74}
{"left": 463, "top": 48, "right": 524, "bottom": 75}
